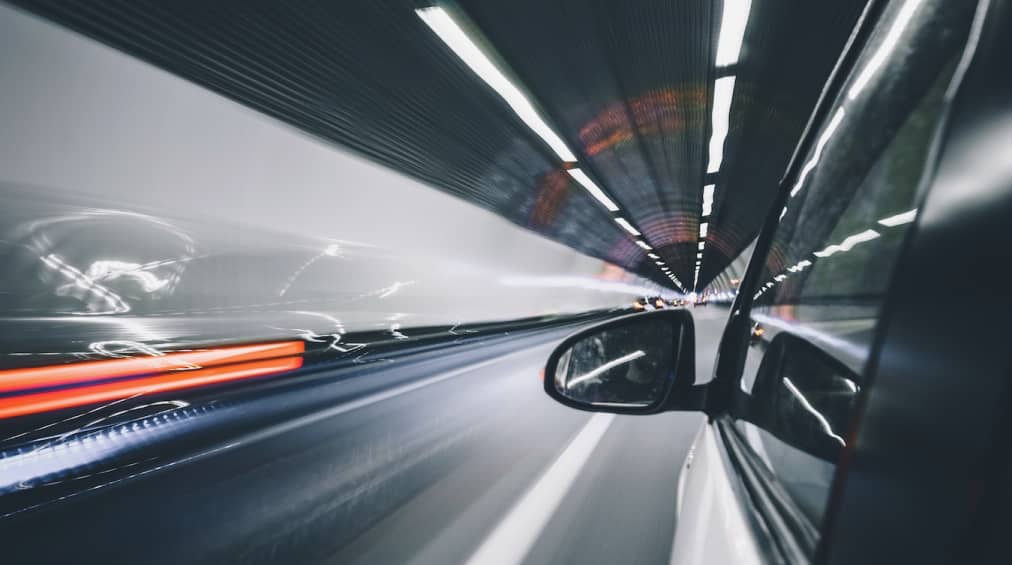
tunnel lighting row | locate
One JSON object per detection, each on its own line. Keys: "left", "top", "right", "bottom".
{"left": 697, "top": 0, "right": 752, "bottom": 291}
{"left": 416, "top": 7, "right": 576, "bottom": 163}
{"left": 753, "top": 209, "right": 917, "bottom": 300}
{"left": 417, "top": 5, "right": 680, "bottom": 290}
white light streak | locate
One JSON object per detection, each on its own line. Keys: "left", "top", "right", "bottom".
{"left": 567, "top": 168, "right": 620, "bottom": 212}
{"left": 567, "top": 350, "right": 646, "bottom": 388}
{"left": 715, "top": 0, "right": 753, "bottom": 67}
{"left": 783, "top": 378, "right": 846, "bottom": 446}
{"left": 813, "top": 229, "right": 881, "bottom": 258}
{"left": 635, "top": 240, "right": 653, "bottom": 251}
{"left": 848, "top": 0, "right": 925, "bottom": 100}
{"left": 614, "top": 217, "right": 641, "bottom": 236}
{"left": 791, "top": 107, "right": 846, "bottom": 197}
{"left": 702, "top": 184, "right": 715, "bottom": 217}
{"left": 417, "top": 7, "right": 577, "bottom": 162}
{"left": 699, "top": 222, "right": 709, "bottom": 238}
{"left": 878, "top": 209, "right": 917, "bottom": 227}
{"left": 85, "top": 260, "right": 169, "bottom": 293}
{"left": 707, "top": 76, "right": 737, "bottom": 173}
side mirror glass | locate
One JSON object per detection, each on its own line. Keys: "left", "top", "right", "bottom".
{"left": 544, "top": 310, "right": 695, "bottom": 414}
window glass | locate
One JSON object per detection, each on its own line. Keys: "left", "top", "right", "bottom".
{"left": 734, "top": 0, "right": 976, "bottom": 530}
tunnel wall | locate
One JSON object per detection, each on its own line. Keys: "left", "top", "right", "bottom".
{"left": 0, "top": 5, "right": 668, "bottom": 358}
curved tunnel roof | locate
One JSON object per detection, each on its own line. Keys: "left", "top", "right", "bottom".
{"left": 10, "top": 0, "right": 868, "bottom": 290}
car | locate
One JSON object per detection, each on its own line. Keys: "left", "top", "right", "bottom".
{"left": 543, "top": 1, "right": 1010, "bottom": 563}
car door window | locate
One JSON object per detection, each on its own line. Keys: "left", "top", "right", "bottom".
{"left": 732, "top": 0, "right": 976, "bottom": 533}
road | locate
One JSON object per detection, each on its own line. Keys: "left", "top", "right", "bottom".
{"left": 0, "top": 308, "right": 728, "bottom": 565}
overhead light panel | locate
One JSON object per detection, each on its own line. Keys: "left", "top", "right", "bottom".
{"left": 614, "top": 217, "right": 641, "bottom": 236}
{"left": 716, "top": 0, "right": 753, "bottom": 67}
{"left": 699, "top": 222, "right": 709, "bottom": 238}
{"left": 702, "top": 184, "right": 715, "bottom": 217}
{"left": 417, "top": 7, "right": 577, "bottom": 163}
{"left": 567, "top": 168, "right": 620, "bottom": 212}
{"left": 707, "top": 76, "right": 736, "bottom": 174}
{"left": 647, "top": 252, "right": 660, "bottom": 259}
{"left": 635, "top": 240, "right": 653, "bottom": 251}
{"left": 698, "top": 242, "right": 705, "bottom": 250}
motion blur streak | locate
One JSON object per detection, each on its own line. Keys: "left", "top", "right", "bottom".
{"left": 0, "top": 312, "right": 729, "bottom": 562}
{"left": 0, "top": 341, "right": 304, "bottom": 393}
{"left": 0, "top": 342, "right": 303, "bottom": 419}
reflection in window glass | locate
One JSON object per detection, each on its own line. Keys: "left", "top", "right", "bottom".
{"left": 735, "top": 0, "right": 976, "bottom": 533}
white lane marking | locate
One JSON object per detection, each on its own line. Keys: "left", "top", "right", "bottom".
{"left": 463, "top": 412, "right": 617, "bottom": 565}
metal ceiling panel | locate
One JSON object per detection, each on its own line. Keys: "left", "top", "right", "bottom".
{"left": 9, "top": 0, "right": 867, "bottom": 289}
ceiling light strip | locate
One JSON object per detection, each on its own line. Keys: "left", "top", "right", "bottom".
{"left": 417, "top": 7, "right": 576, "bottom": 162}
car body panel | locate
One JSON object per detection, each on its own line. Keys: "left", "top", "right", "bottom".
{"left": 670, "top": 421, "right": 762, "bottom": 565}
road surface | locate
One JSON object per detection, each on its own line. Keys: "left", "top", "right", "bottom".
{"left": 0, "top": 308, "right": 728, "bottom": 565}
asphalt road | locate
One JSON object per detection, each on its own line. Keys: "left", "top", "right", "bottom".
{"left": 0, "top": 307, "right": 728, "bottom": 565}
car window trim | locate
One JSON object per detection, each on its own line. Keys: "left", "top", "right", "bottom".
{"left": 715, "top": 416, "right": 820, "bottom": 563}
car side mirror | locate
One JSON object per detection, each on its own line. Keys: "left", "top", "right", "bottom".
{"left": 544, "top": 310, "right": 696, "bottom": 414}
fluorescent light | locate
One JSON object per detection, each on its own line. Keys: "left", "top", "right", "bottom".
{"left": 567, "top": 168, "right": 620, "bottom": 211}
{"left": 878, "top": 209, "right": 917, "bottom": 226}
{"left": 699, "top": 222, "right": 709, "bottom": 238}
{"left": 813, "top": 229, "right": 881, "bottom": 258}
{"left": 635, "top": 240, "right": 653, "bottom": 251}
{"left": 417, "top": 7, "right": 577, "bottom": 162}
{"left": 707, "top": 76, "right": 736, "bottom": 173}
{"left": 647, "top": 252, "right": 660, "bottom": 259}
{"left": 848, "top": 0, "right": 925, "bottom": 100}
{"left": 655, "top": 261, "right": 665, "bottom": 266}
{"left": 614, "top": 217, "right": 641, "bottom": 236}
{"left": 702, "top": 184, "right": 715, "bottom": 217}
{"left": 716, "top": 0, "right": 753, "bottom": 67}
{"left": 791, "top": 107, "right": 846, "bottom": 197}
{"left": 697, "top": 253, "right": 703, "bottom": 259}
{"left": 698, "top": 242, "right": 705, "bottom": 250}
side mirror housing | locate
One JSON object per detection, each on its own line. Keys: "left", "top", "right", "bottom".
{"left": 544, "top": 310, "right": 697, "bottom": 414}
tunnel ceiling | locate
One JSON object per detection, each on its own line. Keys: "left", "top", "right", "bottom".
{"left": 12, "top": 0, "right": 868, "bottom": 290}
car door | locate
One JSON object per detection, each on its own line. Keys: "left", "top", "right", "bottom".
{"left": 687, "top": 0, "right": 981, "bottom": 562}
